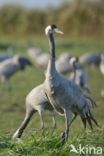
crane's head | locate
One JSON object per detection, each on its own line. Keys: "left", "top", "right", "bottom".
{"left": 69, "top": 57, "right": 79, "bottom": 66}
{"left": 45, "top": 24, "right": 64, "bottom": 35}
{"left": 69, "top": 57, "right": 83, "bottom": 70}
{"left": 13, "top": 55, "right": 32, "bottom": 70}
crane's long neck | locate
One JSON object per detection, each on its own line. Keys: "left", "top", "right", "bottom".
{"left": 48, "top": 33, "right": 55, "bottom": 59}
{"left": 46, "top": 33, "right": 56, "bottom": 77}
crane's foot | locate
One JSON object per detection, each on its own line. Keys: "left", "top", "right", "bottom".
{"left": 12, "top": 137, "right": 23, "bottom": 144}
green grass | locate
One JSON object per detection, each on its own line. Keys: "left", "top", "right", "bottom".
{"left": 0, "top": 36, "right": 104, "bottom": 156}
{"left": 0, "top": 129, "right": 104, "bottom": 156}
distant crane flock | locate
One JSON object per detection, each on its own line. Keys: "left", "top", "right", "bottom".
{"left": 12, "top": 25, "right": 101, "bottom": 144}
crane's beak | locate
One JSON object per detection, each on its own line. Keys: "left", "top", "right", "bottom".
{"left": 54, "top": 28, "right": 64, "bottom": 34}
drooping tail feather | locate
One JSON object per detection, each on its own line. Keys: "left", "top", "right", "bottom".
{"left": 84, "top": 95, "right": 97, "bottom": 107}
{"left": 80, "top": 115, "right": 87, "bottom": 129}
{"left": 83, "top": 102, "right": 99, "bottom": 129}
{"left": 88, "top": 109, "right": 99, "bottom": 127}
{"left": 86, "top": 113, "right": 93, "bottom": 129}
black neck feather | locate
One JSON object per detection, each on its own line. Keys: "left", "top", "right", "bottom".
{"left": 48, "top": 33, "right": 55, "bottom": 59}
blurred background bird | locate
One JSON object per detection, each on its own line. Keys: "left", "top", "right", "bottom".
{"left": 0, "top": 55, "right": 32, "bottom": 90}
{"left": 27, "top": 46, "right": 49, "bottom": 69}
{"left": 0, "top": 55, "right": 32, "bottom": 82}
{"left": 69, "top": 56, "right": 91, "bottom": 94}
{"left": 79, "top": 53, "right": 101, "bottom": 68}
{"left": 56, "top": 52, "right": 72, "bottom": 74}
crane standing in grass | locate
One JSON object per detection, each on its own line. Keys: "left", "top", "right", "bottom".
{"left": 12, "top": 25, "right": 98, "bottom": 143}
{"left": 44, "top": 24, "right": 98, "bottom": 144}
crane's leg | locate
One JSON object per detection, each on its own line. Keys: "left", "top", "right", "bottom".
{"left": 70, "top": 113, "right": 87, "bottom": 129}
{"left": 12, "top": 108, "right": 35, "bottom": 141}
{"left": 61, "top": 109, "right": 72, "bottom": 145}
{"left": 51, "top": 111, "right": 56, "bottom": 129}
{"left": 38, "top": 110, "right": 45, "bottom": 130}
{"left": 69, "top": 113, "right": 86, "bottom": 128}
{"left": 86, "top": 113, "right": 93, "bottom": 129}
{"left": 80, "top": 113, "right": 87, "bottom": 129}
{"left": 87, "top": 109, "right": 99, "bottom": 128}
{"left": 69, "top": 113, "right": 77, "bottom": 126}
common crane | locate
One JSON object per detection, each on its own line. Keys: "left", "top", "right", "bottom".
{"left": 44, "top": 24, "right": 98, "bottom": 144}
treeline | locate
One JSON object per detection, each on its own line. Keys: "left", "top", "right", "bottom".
{"left": 0, "top": 0, "right": 104, "bottom": 36}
